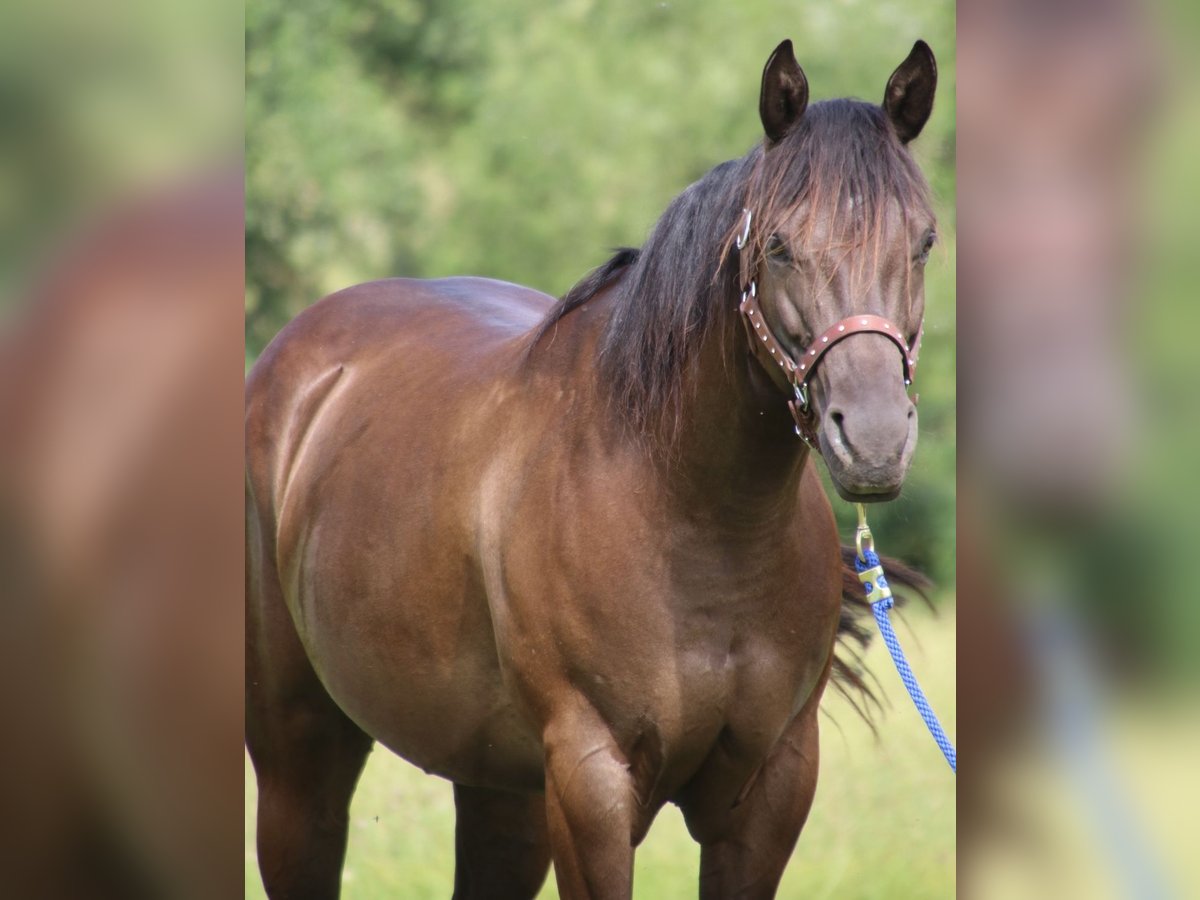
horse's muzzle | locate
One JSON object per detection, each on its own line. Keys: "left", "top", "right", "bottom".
{"left": 819, "top": 399, "right": 917, "bottom": 502}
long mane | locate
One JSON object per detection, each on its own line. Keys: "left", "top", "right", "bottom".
{"left": 532, "top": 99, "right": 933, "bottom": 443}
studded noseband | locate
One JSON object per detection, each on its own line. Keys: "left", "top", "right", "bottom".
{"left": 734, "top": 209, "right": 922, "bottom": 447}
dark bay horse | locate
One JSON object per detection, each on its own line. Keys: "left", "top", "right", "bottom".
{"left": 247, "top": 40, "right": 938, "bottom": 899}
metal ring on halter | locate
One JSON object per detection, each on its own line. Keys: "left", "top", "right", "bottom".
{"left": 740, "top": 280, "right": 756, "bottom": 302}
{"left": 793, "top": 380, "right": 808, "bottom": 414}
{"left": 735, "top": 208, "right": 752, "bottom": 250}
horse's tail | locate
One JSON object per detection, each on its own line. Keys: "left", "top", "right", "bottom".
{"left": 831, "top": 544, "right": 932, "bottom": 725}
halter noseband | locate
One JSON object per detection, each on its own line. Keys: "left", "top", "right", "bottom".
{"left": 734, "top": 208, "right": 922, "bottom": 447}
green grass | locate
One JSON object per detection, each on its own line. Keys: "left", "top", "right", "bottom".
{"left": 246, "top": 607, "right": 955, "bottom": 898}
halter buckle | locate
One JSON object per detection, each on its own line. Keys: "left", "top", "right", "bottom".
{"left": 793, "top": 380, "right": 809, "bottom": 414}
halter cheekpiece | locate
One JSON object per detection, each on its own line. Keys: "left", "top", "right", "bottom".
{"left": 734, "top": 208, "right": 922, "bottom": 447}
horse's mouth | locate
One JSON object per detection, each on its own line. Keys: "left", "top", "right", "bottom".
{"left": 828, "top": 475, "right": 902, "bottom": 504}
{"left": 815, "top": 420, "right": 914, "bottom": 505}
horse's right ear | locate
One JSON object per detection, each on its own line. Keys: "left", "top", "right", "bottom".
{"left": 759, "top": 39, "right": 808, "bottom": 145}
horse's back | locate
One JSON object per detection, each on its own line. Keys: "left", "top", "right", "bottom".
{"left": 249, "top": 275, "right": 550, "bottom": 402}
{"left": 245, "top": 276, "right": 550, "bottom": 510}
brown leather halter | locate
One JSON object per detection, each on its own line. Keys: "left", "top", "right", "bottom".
{"left": 734, "top": 209, "right": 922, "bottom": 447}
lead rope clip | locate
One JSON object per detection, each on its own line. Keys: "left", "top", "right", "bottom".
{"left": 854, "top": 503, "right": 890, "bottom": 604}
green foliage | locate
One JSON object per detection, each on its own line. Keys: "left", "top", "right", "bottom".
{"left": 246, "top": 0, "right": 956, "bottom": 584}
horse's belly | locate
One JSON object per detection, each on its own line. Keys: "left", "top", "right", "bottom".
{"left": 366, "top": 690, "right": 545, "bottom": 791}
{"left": 312, "top": 621, "right": 545, "bottom": 788}
{"left": 289, "top": 559, "right": 545, "bottom": 790}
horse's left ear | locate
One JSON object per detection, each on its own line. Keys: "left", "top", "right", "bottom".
{"left": 760, "top": 39, "right": 808, "bottom": 145}
{"left": 883, "top": 40, "right": 937, "bottom": 144}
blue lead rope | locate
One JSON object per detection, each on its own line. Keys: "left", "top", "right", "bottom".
{"left": 855, "top": 544, "right": 957, "bottom": 773}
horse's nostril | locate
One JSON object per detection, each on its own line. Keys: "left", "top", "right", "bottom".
{"left": 827, "top": 409, "right": 850, "bottom": 453}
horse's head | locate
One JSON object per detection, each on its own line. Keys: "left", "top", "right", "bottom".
{"left": 741, "top": 40, "right": 938, "bottom": 502}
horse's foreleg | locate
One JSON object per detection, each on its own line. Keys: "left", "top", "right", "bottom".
{"left": 452, "top": 783, "right": 551, "bottom": 899}
{"left": 685, "top": 671, "right": 828, "bottom": 900}
{"left": 542, "top": 709, "right": 640, "bottom": 900}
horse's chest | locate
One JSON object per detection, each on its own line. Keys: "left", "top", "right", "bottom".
{"left": 685, "top": 621, "right": 826, "bottom": 725}
{"left": 617, "top": 603, "right": 832, "bottom": 779}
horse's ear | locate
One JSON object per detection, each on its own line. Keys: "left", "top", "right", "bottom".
{"left": 759, "top": 39, "right": 808, "bottom": 145}
{"left": 883, "top": 40, "right": 937, "bottom": 144}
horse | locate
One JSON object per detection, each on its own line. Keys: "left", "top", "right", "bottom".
{"left": 246, "top": 39, "right": 939, "bottom": 900}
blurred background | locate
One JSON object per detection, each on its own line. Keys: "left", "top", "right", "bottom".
{"left": 20, "top": 0, "right": 1200, "bottom": 897}
{"left": 957, "top": 0, "right": 1200, "bottom": 897}
{"left": 245, "top": 1, "right": 956, "bottom": 898}
{"left": 0, "top": 1, "right": 242, "bottom": 898}
{"left": 5, "top": 0, "right": 1200, "bottom": 894}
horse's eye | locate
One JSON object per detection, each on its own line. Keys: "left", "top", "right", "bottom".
{"left": 767, "top": 234, "right": 793, "bottom": 264}
{"left": 916, "top": 231, "right": 937, "bottom": 265}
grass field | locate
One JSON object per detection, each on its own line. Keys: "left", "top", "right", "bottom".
{"left": 246, "top": 606, "right": 955, "bottom": 898}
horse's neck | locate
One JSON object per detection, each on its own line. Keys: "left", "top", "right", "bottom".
{"left": 658, "top": 308, "right": 810, "bottom": 523}
{"left": 543, "top": 277, "right": 811, "bottom": 524}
